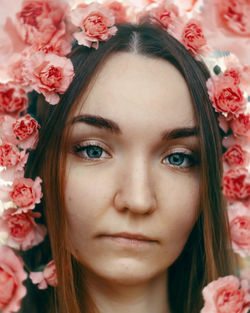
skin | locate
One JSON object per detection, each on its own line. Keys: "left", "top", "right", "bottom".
{"left": 65, "top": 52, "right": 201, "bottom": 313}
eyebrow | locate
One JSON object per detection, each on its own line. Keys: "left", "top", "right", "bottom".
{"left": 69, "top": 114, "right": 121, "bottom": 134}
{"left": 69, "top": 114, "right": 199, "bottom": 139}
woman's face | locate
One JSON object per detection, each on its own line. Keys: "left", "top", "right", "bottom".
{"left": 65, "top": 52, "right": 200, "bottom": 285}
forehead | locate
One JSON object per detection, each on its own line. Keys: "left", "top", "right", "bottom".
{"left": 78, "top": 52, "right": 196, "bottom": 131}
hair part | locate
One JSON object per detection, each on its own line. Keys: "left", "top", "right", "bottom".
{"left": 23, "top": 22, "right": 236, "bottom": 313}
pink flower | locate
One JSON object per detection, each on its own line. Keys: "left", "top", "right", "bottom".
{"left": 202, "top": 0, "right": 250, "bottom": 65}
{"left": 0, "top": 115, "right": 19, "bottom": 147}
{"left": 0, "top": 209, "right": 47, "bottom": 251}
{"left": 71, "top": 2, "right": 118, "bottom": 49}
{"left": 10, "top": 177, "right": 42, "bottom": 213}
{"left": 104, "top": 0, "right": 129, "bottom": 24}
{"left": 0, "top": 83, "right": 27, "bottom": 117}
{"left": 201, "top": 275, "right": 250, "bottom": 313}
{"left": 30, "top": 260, "right": 58, "bottom": 289}
{"left": 222, "top": 168, "right": 250, "bottom": 201}
{"left": 182, "top": 19, "right": 208, "bottom": 56}
{"left": 206, "top": 75, "right": 247, "bottom": 117}
{"left": 0, "top": 143, "right": 28, "bottom": 175}
{"left": 230, "top": 114, "right": 250, "bottom": 137}
{"left": 148, "top": 2, "right": 180, "bottom": 30}
{"left": 0, "top": 245, "right": 27, "bottom": 313}
{"left": 228, "top": 203, "right": 250, "bottom": 257}
{"left": 12, "top": 114, "right": 39, "bottom": 150}
{"left": 23, "top": 52, "right": 74, "bottom": 104}
{"left": 223, "top": 144, "right": 248, "bottom": 167}
{"left": 16, "top": 0, "right": 71, "bottom": 54}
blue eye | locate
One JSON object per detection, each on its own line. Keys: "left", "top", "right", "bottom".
{"left": 74, "top": 144, "right": 109, "bottom": 160}
{"left": 163, "top": 152, "right": 196, "bottom": 168}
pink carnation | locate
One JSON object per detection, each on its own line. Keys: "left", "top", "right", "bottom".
{"left": 12, "top": 114, "right": 39, "bottom": 150}
{"left": 10, "top": 176, "right": 42, "bottom": 213}
{"left": 223, "top": 144, "right": 248, "bottom": 167}
{"left": 206, "top": 75, "right": 247, "bottom": 117}
{"left": 23, "top": 52, "right": 74, "bottom": 105}
{"left": 222, "top": 168, "right": 250, "bottom": 201}
{"left": 104, "top": 0, "right": 129, "bottom": 24}
{"left": 0, "top": 245, "right": 27, "bottom": 313}
{"left": 0, "top": 115, "right": 19, "bottom": 147}
{"left": 30, "top": 260, "right": 58, "bottom": 289}
{"left": 71, "top": 2, "right": 118, "bottom": 49}
{"left": 0, "top": 143, "right": 28, "bottom": 180}
{"left": 0, "top": 83, "right": 27, "bottom": 117}
{"left": 182, "top": 19, "right": 208, "bottom": 56}
{"left": 202, "top": 0, "right": 250, "bottom": 65}
{"left": 228, "top": 203, "right": 250, "bottom": 257}
{"left": 201, "top": 275, "right": 250, "bottom": 313}
{"left": 230, "top": 114, "right": 250, "bottom": 137}
{"left": 0, "top": 209, "right": 47, "bottom": 251}
{"left": 148, "top": 2, "right": 179, "bottom": 30}
{"left": 16, "top": 0, "right": 71, "bottom": 55}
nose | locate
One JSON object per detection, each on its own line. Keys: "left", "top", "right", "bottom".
{"left": 113, "top": 157, "right": 157, "bottom": 215}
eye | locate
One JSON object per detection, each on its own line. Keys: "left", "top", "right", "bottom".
{"left": 73, "top": 142, "right": 110, "bottom": 160}
{"left": 163, "top": 152, "right": 197, "bottom": 168}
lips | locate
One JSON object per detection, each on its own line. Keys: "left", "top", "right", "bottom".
{"left": 100, "top": 232, "right": 157, "bottom": 242}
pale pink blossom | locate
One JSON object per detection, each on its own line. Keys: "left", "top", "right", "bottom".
{"left": 0, "top": 245, "right": 27, "bottom": 313}
{"left": 23, "top": 52, "right": 74, "bottom": 104}
{"left": 201, "top": 275, "right": 250, "bottom": 313}
{"left": 0, "top": 209, "right": 47, "bottom": 251}
{"left": 223, "top": 144, "right": 249, "bottom": 168}
{"left": 12, "top": 114, "right": 39, "bottom": 150}
{"left": 230, "top": 114, "right": 250, "bottom": 137}
{"left": 202, "top": 0, "right": 250, "bottom": 65}
{"left": 104, "top": 0, "right": 129, "bottom": 24}
{"left": 228, "top": 202, "right": 250, "bottom": 257}
{"left": 0, "top": 115, "right": 19, "bottom": 147}
{"left": 181, "top": 18, "right": 208, "bottom": 56}
{"left": 16, "top": 0, "right": 70, "bottom": 53}
{"left": 71, "top": 2, "right": 118, "bottom": 49}
{"left": 0, "top": 144, "right": 28, "bottom": 173}
{"left": 206, "top": 75, "right": 247, "bottom": 117}
{"left": 10, "top": 177, "right": 42, "bottom": 213}
{"left": 222, "top": 168, "right": 250, "bottom": 201}
{"left": 30, "top": 260, "right": 58, "bottom": 289}
{"left": 147, "top": 2, "right": 180, "bottom": 30}
{"left": 0, "top": 83, "right": 27, "bottom": 117}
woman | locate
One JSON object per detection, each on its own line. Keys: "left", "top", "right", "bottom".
{"left": 21, "top": 22, "right": 235, "bottom": 313}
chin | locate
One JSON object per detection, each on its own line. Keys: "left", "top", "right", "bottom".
{"left": 82, "top": 257, "right": 168, "bottom": 286}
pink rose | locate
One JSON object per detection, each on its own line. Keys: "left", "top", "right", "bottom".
{"left": 104, "top": 0, "right": 129, "bottom": 24}
{"left": 206, "top": 75, "right": 247, "bottom": 117}
{"left": 201, "top": 275, "right": 250, "bottom": 313}
{"left": 10, "top": 176, "right": 42, "bottom": 213}
{"left": 182, "top": 19, "right": 208, "bottom": 56}
{"left": 202, "top": 0, "right": 250, "bottom": 65}
{"left": 148, "top": 2, "right": 179, "bottom": 30}
{"left": 30, "top": 260, "right": 58, "bottom": 290}
{"left": 222, "top": 168, "right": 250, "bottom": 201}
{"left": 230, "top": 114, "right": 250, "bottom": 137}
{"left": 71, "top": 2, "right": 118, "bottom": 49}
{"left": 228, "top": 203, "right": 250, "bottom": 257}
{"left": 12, "top": 114, "right": 39, "bottom": 150}
{"left": 223, "top": 144, "right": 248, "bottom": 167}
{"left": 0, "top": 84, "right": 27, "bottom": 117}
{"left": 23, "top": 52, "right": 74, "bottom": 104}
{"left": 16, "top": 0, "right": 70, "bottom": 53}
{"left": 0, "top": 209, "right": 47, "bottom": 251}
{"left": 0, "top": 245, "right": 27, "bottom": 313}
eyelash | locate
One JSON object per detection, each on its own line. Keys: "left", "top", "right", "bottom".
{"left": 73, "top": 142, "right": 198, "bottom": 169}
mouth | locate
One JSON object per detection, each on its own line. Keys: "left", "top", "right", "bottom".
{"left": 98, "top": 232, "right": 158, "bottom": 246}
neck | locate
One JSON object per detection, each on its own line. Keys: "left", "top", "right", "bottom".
{"left": 84, "top": 271, "right": 171, "bottom": 313}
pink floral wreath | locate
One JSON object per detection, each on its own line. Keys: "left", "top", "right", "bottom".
{"left": 0, "top": 0, "right": 250, "bottom": 312}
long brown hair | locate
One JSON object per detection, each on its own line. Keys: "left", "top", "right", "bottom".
{"left": 23, "top": 22, "right": 236, "bottom": 313}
